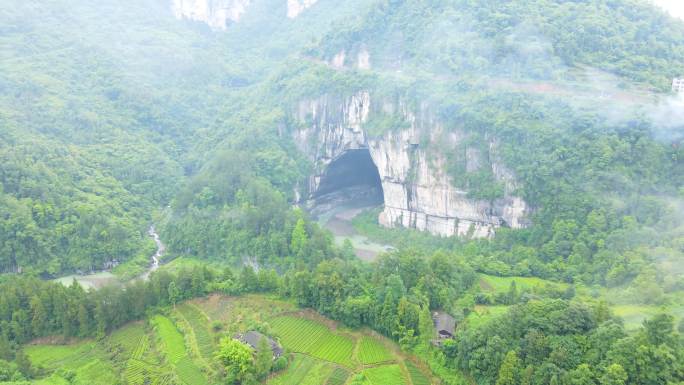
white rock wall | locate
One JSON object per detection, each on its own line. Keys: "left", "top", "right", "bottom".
{"left": 287, "top": 0, "right": 318, "bottom": 18}
{"left": 294, "top": 92, "right": 530, "bottom": 238}
{"left": 172, "top": 0, "right": 251, "bottom": 30}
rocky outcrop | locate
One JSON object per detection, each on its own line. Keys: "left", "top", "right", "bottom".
{"left": 287, "top": 0, "right": 318, "bottom": 18}
{"left": 172, "top": 0, "right": 251, "bottom": 30}
{"left": 293, "top": 92, "right": 530, "bottom": 238}
{"left": 328, "top": 47, "right": 371, "bottom": 70}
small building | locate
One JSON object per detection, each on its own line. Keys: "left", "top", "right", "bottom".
{"left": 235, "top": 331, "right": 283, "bottom": 359}
{"left": 433, "top": 311, "right": 456, "bottom": 339}
{"left": 672, "top": 78, "right": 684, "bottom": 93}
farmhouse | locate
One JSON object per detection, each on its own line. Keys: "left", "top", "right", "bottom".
{"left": 235, "top": 331, "right": 283, "bottom": 359}
{"left": 433, "top": 311, "right": 456, "bottom": 339}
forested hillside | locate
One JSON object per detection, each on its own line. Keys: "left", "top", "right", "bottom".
{"left": 0, "top": 0, "right": 683, "bottom": 385}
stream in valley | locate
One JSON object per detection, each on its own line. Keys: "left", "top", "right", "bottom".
{"left": 54, "top": 225, "right": 165, "bottom": 289}
{"left": 54, "top": 187, "right": 390, "bottom": 291}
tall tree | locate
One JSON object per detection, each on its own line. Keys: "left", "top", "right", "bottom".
{"left": 254, "top": 337, "right": 272, "bottom": 379}
{"left": 496, "top": 350, "right": 520, "bottom": 385}
{"left": 599, "top": 364, "right": 627, "bottom": 385}
{"left": 167, "top": 282, "right": 180, "bottom": 308}
{"left": 215, "top": 338, "right": 253, "bottom": 383}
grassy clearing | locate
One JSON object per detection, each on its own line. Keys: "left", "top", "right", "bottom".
{"left": 271, "top": 316, "right": 355, "bottom": 367}
{"left": 406, "top": 361, "right": 431, "bottom": 385}
{"left": 357, "top": 336, "right": 393, "bottom": 364}
{"left": 194, "top": 294, "right": 297, "bottom": 336}
{"left": 361, "top": 364, "right": 408, "bottom": 385}
{"left": 466, "top": 305, "right": 509, "bottom": 328}
{"left": 478, "top": 273, "right": 566, "bottom": 293}
{"left": 612, "top": 304, "right": 684, "bottom": 330}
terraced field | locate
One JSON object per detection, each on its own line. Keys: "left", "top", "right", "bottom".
{"left": 361, "top": 364, "right": 408, "bottom": 385}
{"left": 152, "top": 315, "right": 187, "bottom": 364}
{"left": 176, "top": 356, "right": 209, "bottom": 385}
{"left": 357, "top": 336, "right": 393, "bottom": 364}
{"left": 177, "top": 303, "right": 215, "bottom": 359}
{"left": 110, "top": 322, "right": 146, "bottom": 353}
{"left": 25, "top": 341, "right": 119, "bottom": 385}
{"left": 24, "top": 295, "right": 434, "bottom": 385}
{"left": 151, "top": 315, "right": 209, "bottom": 385}
{"left": 268, "top": 354, "right": 337, "bottom": 385}
{"left": 326, "top": 367, "right": 350, "bottom": 385}
{"left": 406, "top": 361, "right": 431, "bottom": 385}
{"left": 267, "top": 313, "right": 432, "bottom": 384}
{"left": 478, "top": 273, "right": 567, "bottom": 293}
{"left": 271, "top": 316, "right": 355, "bottom": 367}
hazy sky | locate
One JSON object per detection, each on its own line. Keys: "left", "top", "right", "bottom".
{"left": 653, "top": 0, "right": 684, "bottom": 19}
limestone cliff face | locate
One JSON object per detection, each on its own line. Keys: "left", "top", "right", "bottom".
{"left": 172, "top": 0, "right": 251, "bottom": 30}
{"left": 287, "top": 0, "right": 318, "bottom": 18}
{"left": 293, "top": 92, "right": 530, "bottom": 238}
{"left": 172, "top": 0, "right": 317, "bottom": 28}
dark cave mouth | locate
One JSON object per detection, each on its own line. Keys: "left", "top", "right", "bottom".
{"left": 314, "top": 149, "right": 384, "bottom": 207}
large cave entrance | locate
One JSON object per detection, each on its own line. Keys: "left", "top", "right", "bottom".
{"left": 310, "top": 148, "right": 391, "bottom": 261}
{"left": 314, "top": 149, "right": 384, "bottom": 205}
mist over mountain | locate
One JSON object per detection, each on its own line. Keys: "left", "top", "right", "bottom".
{"left": 0, "top": 1, "right": 683, "bottom": 385}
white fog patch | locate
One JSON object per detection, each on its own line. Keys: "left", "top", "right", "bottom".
{"left": 653, "top": 0, "right": 684, "bottom": 20}
{"left": 172, "top": 0, "right": 251, "bottom": 30}
{"left": 287, "top": 0, "right": 318, "bottom": 19}
{"left": 647, "top": 94, "right": 684, "bottom": 142}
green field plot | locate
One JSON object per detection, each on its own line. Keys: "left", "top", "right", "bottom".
{"left": 125, "top": 358, "right": 162, "bottom": 385}
{"left": 357, "top": 336, "right": 393, "bottom": 364}
{"left": 361, "top": 364, "right": 408, "bottom": 385}
{"left": 310, "top": 333, "right": 355, "bottom": 367}
{"left": 406, "top": 361, "right": 431, "bottom": 385}
{"left": 466, "top": 305, "right": 509, "bottom": 328}
{"left": 110, "top": 321, "right": 146, "bottom": 354}
{"left": 176, "top": 356, "right": 210, "bottom": 385}
{"left": 150, "top": 314, "right": 209, "bottom": 385}
{"left": 73, "top": 359, "right": 119, "bottom": 385}
{"left": 478, "top": 274, "right": 567, "bottom": 293}
{"left": 26, "top": 342, "right": 118, "bottom": 385}
{"left": 268, "top": 354, "right": 336, "bottom": 385}
{"left": 26, "top": 341, "right": 100, "bottom": 371}
{"left": 271, "top": 316, "right": 355, "bottom": 367}
{"left": 270, "top": 316, "right": 328, "bottom": 352}
{"left": 326, "top": 367, "right": 350, "bottom": 385}
{"left": 177, "top": 303, "right": 215, "bottom": 359}
{"left": 32, "top": 375, "right": 70, "bottom": 385}
{"left": 612, "top": 304, "right": 684, "bottom": 331}
{"left": 152, "top": 315, "right": 187, "bottom": 364}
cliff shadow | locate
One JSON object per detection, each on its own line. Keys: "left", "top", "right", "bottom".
{"left": 313, "top": 149, "right": 384, "bottom": 207}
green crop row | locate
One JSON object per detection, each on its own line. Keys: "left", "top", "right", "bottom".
{"left": 152, "top": 315, "right": 186, "bottom": 364}
{"left": 270, "top": 316, "right": 354, "bottom": 367}
{"left": 357, "top": 336, "right": 393, "bottom": 365}
{"left": 361, "top": 364, "right": 407, "bottom": 385}
{"left": 405, "top": 361, "right": 431, "bottom": 385}
{"left": 177, "top": 303, "right": 214, "bottom": 360}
